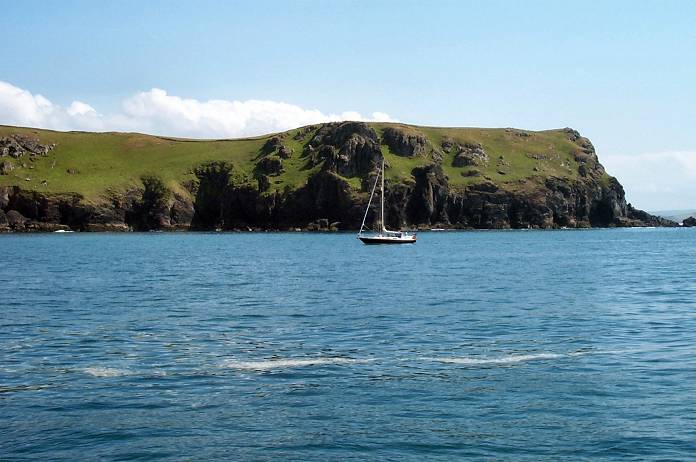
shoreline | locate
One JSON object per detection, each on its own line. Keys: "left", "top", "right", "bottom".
{"left": 1, "top": 225, "right": 691, "bottom": 235}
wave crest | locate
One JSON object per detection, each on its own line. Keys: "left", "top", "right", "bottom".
{"left": 82, "top": 367, "right": 130, "bottom": 377}
{"left": 428, "top": 351, "right": 599, "bottom": 366}
{"left": 220, "top": 357, "right": 363, "bottom": 371}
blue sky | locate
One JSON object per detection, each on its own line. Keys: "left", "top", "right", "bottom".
{"left": 1, "top": 0, "right": 695, "bottom": 210}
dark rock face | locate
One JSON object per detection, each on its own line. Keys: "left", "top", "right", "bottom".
{"left": 287, "top": 170, "right": 358, "bottom": 227}
{"left": 0, "top": 169, "right": 673, "bottom": 232}
{"left": 573, "top": 137, "right": 605, "bottom": 178}
{"left": 0, "top": 187, "right": 9, "bottom": 209}
{"left": 622, "top": 204, "right": 676, "bottom": 227}
{"left": 382, "top": 127, "right": 428, "bottom": 157}
{"left": 191, "top": 161, "right": 233, "bottom": 229}
{"left": 6, "top": 210, "right": 27, "bottom": 229}
{"left": 256, "top": 174, "right": 270, "bottom": 192}
{"left": 257, "top": 136, "right": 292, "bottom": 185}
{"left": 0, "top": 209, "right": 7, "bottom": 230}
{"left": 185, "top": 163, "right": 359, "bottom": 231}
{"left": 376, "top": 166, "right": 674, "bottom": 230}
{"left": 257, "top": 155, "right": 283, "bottom": 176}
{"left": 406, "top": 165, "right": 449, "bottom": 225}
{"left": 305, "top": 122, "right": 381, "bottom": 177}
{"left": 682, "top": 216, "right": 696, "bottom": 227}
{"left": 0, "top": 176, "right": 193, "bottom": 232}
{"left": 169, "top": 194, "right": 195, "bottom": 228}
{"left": 257, "top": 136, "right": 290, "bottom": 175}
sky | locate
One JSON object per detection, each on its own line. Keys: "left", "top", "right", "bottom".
{"left": 1, "top": 0, "right": 695, "bottom": 211}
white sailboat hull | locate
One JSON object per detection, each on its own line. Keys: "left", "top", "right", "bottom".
{"left": 358, "top": 233, "right": 416, "bottom": 244}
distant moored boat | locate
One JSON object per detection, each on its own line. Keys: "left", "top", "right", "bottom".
{"left": 357, "top": 158, "right": 416, "bottom": 245}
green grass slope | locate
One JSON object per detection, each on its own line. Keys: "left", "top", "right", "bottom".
{"left": 0, "top": 123, "right": 600, "bottom": 201}
{"left": 372, "top": 123, "right": 588, "bottom": 186}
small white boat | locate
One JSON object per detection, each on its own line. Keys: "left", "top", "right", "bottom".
{"left": 53, "top": 229, "right": 74, "bottom": 233}
{"left": 357, "top": 158, "right": 416, "bottom": 245}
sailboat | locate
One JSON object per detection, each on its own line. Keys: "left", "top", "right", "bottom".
{"left": 357, "top": 158, "right": 416, "bottom": 244}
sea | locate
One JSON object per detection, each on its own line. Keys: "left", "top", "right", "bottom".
{"left": 1, "top": 228, "right": 695, "bottom": 461}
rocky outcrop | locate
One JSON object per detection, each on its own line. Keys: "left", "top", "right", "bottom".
{"left": 255, "top": 136, "right": 292, "bottom": 183}
{"left": 1, "top": 134, "right": 54, "bottom": 159}
{"left": 0, "top": 186, "right": 124, "bottom": 232}
{"left": 682, "top": 216, "right": 696, "bottom": 227}
{"left": 0, "top": 174, "right": 195, "bottom": 232}
{"left": 261, "top": 136, "right": 284, "bottom": 155}
{"left": 1, "top": 160, "right": 13, "bottom": 175}
{"left": 382, "top": 126, "right": 446, "bottom": 163}
{"left": 293, "top": 125, "right": 316, "bottom": 142}
{"left": 505, "top": 128, "right": 532, "bottom": 138}
{"left": 256, "top": 155, "right": 283, "bottom": 175}
{"left": 256, "top": 136, "right": 290, "bottom": 178}
{"left": 452, "top": 142, "right": 489, "bottom": 167}
{"left": 441, "top": 137, "right": 455, "bottom": 153}
{"left": 261, "top": 136, "right": 293, "bottom": 159}
{"left": 305, "top": 122, "right": 381, "bottom": 177}
{"left": 6, "top": 210, "right": 27, "bottom": 229}
{"left": 619, "top": 205, "right": 679, "bottom": 227}
{"left": 382, "top": 127, "right": 428, "bottom": 157}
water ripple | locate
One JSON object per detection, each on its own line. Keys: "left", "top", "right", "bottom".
{"left": 1, "top": 229, "right": 696, "bottom": 460}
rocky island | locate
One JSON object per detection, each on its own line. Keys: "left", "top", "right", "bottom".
{"left": 0, "top": 122, "right": 675, "bottom": 232}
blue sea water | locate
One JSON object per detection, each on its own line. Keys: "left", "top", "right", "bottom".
{"left": 1, "top": 229, "right": 696, "bottom": 461}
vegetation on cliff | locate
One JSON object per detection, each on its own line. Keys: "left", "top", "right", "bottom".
{"left": 0, "top": 123, "right": 674, "bottom": 231}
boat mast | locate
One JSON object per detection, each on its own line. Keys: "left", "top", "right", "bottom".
{"left": 381, "top": 157, "right": 386, "bottom": 233}
{"left": 358, "top": 163, "right": 380, "bottom": 235}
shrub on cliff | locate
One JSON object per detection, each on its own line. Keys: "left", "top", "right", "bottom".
{"left": 141, "top": 175, "right": 171, "bottom": 210}
{"left": 127, "top": 175, "right": 172, "bottom": 230}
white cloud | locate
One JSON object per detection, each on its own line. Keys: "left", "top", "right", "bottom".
{"left": 0, "top": 81, "right": 397, "bottom": 139}
{"left": 0, "top": 81, "right": 55, "bottom": 126}
{"left": 66, "top": 101, "right": 97, "bottom": 117}
{"left": 603, "top": 151, "right": 696, "bottom": 211}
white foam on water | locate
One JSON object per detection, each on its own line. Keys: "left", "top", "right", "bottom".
{"left": 432, "top": 353, "right": 565, "bottom": 365}
{"left": 82, "top": 366, "right": 130, "bottom": 377}
{"left": 220, "top": 357, "right": 364, "bottom": 371}
{"left": 429, "top": 349, "right": 636, "bottom": 366}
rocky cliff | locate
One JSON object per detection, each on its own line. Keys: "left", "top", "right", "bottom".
{"left": 0, "top": 123, "right": 675, "bottom": 232}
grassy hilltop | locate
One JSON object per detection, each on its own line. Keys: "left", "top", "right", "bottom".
{"left": 4, "top": 121, "right": 661, "bottom": 232}
{"left": 0, "top": 123, "right": 598, "bottom": 202}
